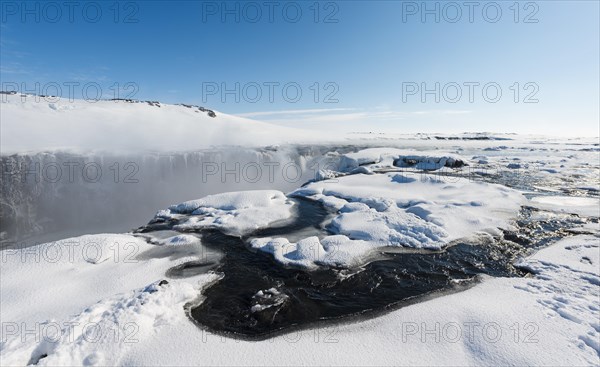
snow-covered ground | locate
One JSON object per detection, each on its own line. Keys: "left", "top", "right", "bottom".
{"left": 0, "top": 93, "right": 318, "bottom": 153}
{"left": 1, "top": 95, "right": 599, "bottom": 366}
{"left": 165, "top": 190, "right": 296, "bottom": 236}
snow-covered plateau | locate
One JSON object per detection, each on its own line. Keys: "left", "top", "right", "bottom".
{"left": 1, "top": 94, "right": 599, "bottom": 366}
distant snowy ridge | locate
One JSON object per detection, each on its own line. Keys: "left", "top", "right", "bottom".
{"left": 0, "top": 93, "right": 317, "bottom": 153}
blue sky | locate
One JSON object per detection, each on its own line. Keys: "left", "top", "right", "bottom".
{"left": 1, "top": 1, "right": 598, "bottom": 135}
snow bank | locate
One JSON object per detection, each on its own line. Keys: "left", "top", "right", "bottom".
{"left": 0, "top": 93, "right": 316, "bottom": 153}
{"left": 250, "top": 173, "right": 524, "bottom": 268}
{"left": 0, "top": 277, "right": 218, "bottom": 366}
{"left": 158, "top": 234, "right": 201, "bottom": 246}
{"left": 161, "top": 190, "right": 295, "bottom": 236}
{"left": 0, "top": 233, "right": 219, "bottom": 366}
{"left": 338, "top": 148, "right": 404, "bottom": 170}
{"left": 0, "top": 234, "right": 167, "bottom": 325}
{"left": 529, "top": 195, "right": 600, "bottom": 218}
{"left": 337, "top": 147, "right": 466, "bottom": 173}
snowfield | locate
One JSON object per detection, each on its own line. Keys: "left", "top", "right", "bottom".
{"left": 0, "top": 93, "right": 317, "bottom": 153}
{"left": 0, "top": 233, "right": 216, "bottom": 365}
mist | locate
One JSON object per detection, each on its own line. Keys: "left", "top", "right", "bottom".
{"left": 0, "top": 145, "right": 351, "bottom": 246}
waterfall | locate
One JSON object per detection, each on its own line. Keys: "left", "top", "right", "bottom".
{"left": 0, "top": 145, "right": 352, "bottom": 246}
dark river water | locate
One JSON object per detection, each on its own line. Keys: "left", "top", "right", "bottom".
{"left": 132, "top": 193, "right": 593, "bottom": 340}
